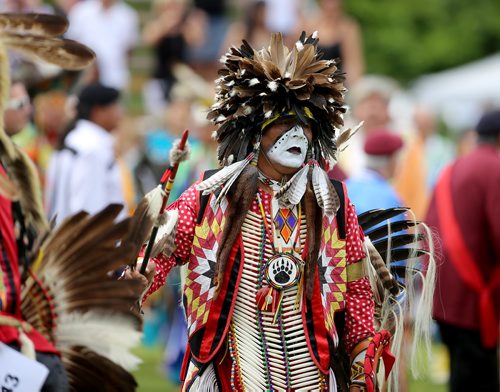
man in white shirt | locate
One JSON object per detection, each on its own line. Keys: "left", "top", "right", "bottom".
{"left": 45, "top": 83, "right": 128, "bottom": 224}
{"left": 66, "top": 0, "right": 139, "bottom": 90}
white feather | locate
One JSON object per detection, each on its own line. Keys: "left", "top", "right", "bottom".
{"left": 216, "top": 114, "right": 226, "bottom": 123}
{"left": 295, "top": 41, "right": 304, "bottom": 51}
{"left": 169, "top": 139, "right": 191, "bottom": 165}
{"left": 267, "top": 81, "right": 278, "bottom": 91}
{"left": 215, "top": 156, "right": 252, "bottom": 204}
{"left": 276, "top": 164, "right": 309, "bottom": 208}
{"left": 56, "top": 311, "right": 143, "bottom": 370}
{"left": 152, "top": 209, "right": 179, "bottom": 257}
{"left": 249, "top": 78, "right": 259, "bottom": 86}
{"left": 312, "top": 31, "right": 318, "bottom": 39}
{"left": 196, "top": 157, "right": 250, "bottom": 195}
{"left": 144, "top": 185, "right": 164, "bottom": 220}
{"left": 312, "top": 165, "right": 339, "bottom": 215}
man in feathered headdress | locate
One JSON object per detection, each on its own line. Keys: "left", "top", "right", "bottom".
{"left": 138, "top": 32, "right": 409, "bottom": 391}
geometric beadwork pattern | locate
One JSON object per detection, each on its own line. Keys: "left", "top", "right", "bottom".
{"left": 184, "top": 196, "right": 227, "bottom": 337}
{"left": 319, "top": 215, "right": 347, "bottom": 343}
{"left": 273, "top": 208, "right": 298, "bottom": 243}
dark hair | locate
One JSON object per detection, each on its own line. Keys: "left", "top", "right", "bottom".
{"left": 476, "top": 109, "right": 500, "bottom": 145}
{"left": 244, "top": 1, "right": 266, "bottom": 43}
{"left": 56, "top": 83, "right": 120, "bottom": 149}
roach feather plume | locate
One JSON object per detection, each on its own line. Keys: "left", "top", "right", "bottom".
{"left": 208, "top": 32, "right": 346, "bottom": 165}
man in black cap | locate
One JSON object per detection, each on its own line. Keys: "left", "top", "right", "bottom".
{"left": 45, "top": 83, "right": 128, "bottom": 224}
{"left": 426, "top": 109, "right": 500, "bottom": 392}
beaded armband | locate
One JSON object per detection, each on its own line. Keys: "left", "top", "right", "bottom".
{"left": 349, "top": 331, "right": 395, "bottom": 392}
{"left": 350, "top": 339, "right": 370, "bottom": 390}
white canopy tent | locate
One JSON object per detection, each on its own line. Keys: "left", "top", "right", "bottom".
{"left": 411, "top": 53, "right": 500, "bottom": 131}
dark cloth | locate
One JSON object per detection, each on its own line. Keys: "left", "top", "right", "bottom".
{"left": 426, "top": 145, "right": 500, "bottom": 331}
{"left": 77, "top": 83, "right": 120, "bottom": 108}
{"left": 438, "top": 322, "right": 499, "bottom": 392}
{"left": 152, "top": 33, "right": 187, "bottom": 100}
{"left": 318, "top": 42, "right": 341, "bottom": 62}
{"left": 193, "top": 0, "right": 226, "bottom": 16}
{"left": 152, "top": 34, "right": 186, "bottom": 81}
{"left": 7, "top": 342, "right": 69, "bottom": 392}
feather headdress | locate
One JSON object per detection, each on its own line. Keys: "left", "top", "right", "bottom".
{"left": 208, "top": 31, "right": 346, "bottom": 165}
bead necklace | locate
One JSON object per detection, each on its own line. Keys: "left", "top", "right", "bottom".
{"left": 255, "top": 192, "right": 304, "bottom": 321}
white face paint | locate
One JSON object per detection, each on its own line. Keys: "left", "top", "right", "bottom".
{"left": 266, "top": 125, "right": 309, "bottom": 168}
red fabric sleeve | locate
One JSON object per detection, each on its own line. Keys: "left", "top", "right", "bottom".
{"left": 343, "top": 199, "right": 375, "bottom": 352}
{"left": 143, "top": 184, "right": 198, "bottom": 300}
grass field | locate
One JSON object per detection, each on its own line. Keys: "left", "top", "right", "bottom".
{"left": 132, "top": 344, "right": 448, "bottom": 392}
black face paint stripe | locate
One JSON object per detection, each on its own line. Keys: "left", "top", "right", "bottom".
{"left": 270, "top": 125, "right": 307, "bottom": 153}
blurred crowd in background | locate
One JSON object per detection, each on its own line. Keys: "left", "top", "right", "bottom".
{"left": 0, "top": 0, "right": 498, "bottom": 390}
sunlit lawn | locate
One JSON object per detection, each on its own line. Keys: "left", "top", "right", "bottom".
{"left": 133, "top": 344, "right": 447, "bottom": 392}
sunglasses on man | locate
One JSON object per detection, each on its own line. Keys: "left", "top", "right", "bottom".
{"left": 6, "top": 95, "right": 30, "bottom": 110}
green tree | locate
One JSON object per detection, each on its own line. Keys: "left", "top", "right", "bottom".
{"left": 346, "top": 0, "right": 500, "bottom": 84}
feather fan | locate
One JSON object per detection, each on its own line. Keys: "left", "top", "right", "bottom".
{"left": 61, "top": 346, "right": 137, "bottom": 392}
{"left": 358, "top": 207, "right": 437, "bottom": 389}
{"left": 22, "top": 205, "right": 144, "bottom": 391}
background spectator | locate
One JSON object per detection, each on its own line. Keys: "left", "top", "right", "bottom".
{"left": 302, "top": 0, "right": 364, "bottom": 86}
{"left": 394, "top": 105, "right": 455, "bottom": 219}
{"left": 425, "top": 109, "right": 500, "bottom": 392}
{"left": 345, "top": 129, "right": 404, "bottom": 213}
{"left": 66, "top": 0, "right": 139, "bottom": 91}
{"left": 45, "top": 83, "right": 128, "bottom": 224}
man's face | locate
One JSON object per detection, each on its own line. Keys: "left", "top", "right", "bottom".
{"left": 353, "top": 94, "right": 390, "bottom": 132}
{"left": 260, "top": 120, "right": 313, "bottom": 176}
{"left": 94, "top": 102, "right": 124, "bottom": 132}
{"left": 4, "top": 82, "right": 31, "bottom": 136}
